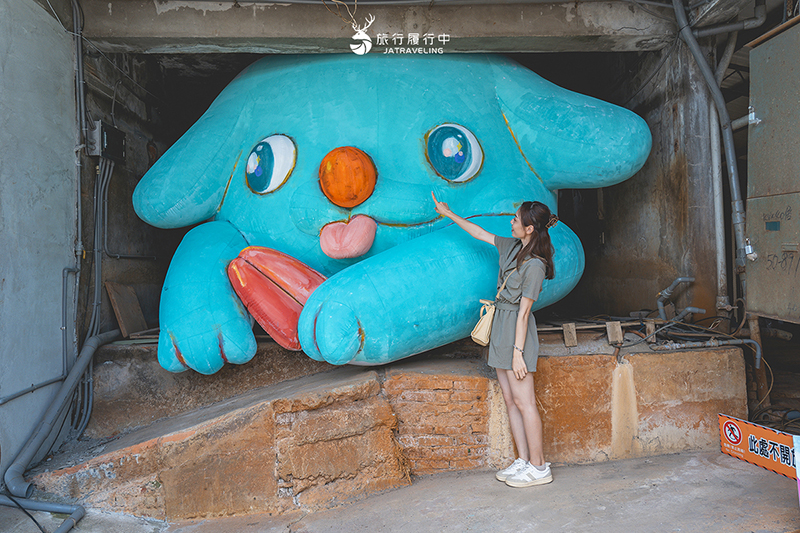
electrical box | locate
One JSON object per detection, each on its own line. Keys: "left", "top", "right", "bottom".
{"left": 747, "top": 23, "right": 800, "bottom": 323}
{"left": 86, "top": 120, "right": 126, "bottom": 164}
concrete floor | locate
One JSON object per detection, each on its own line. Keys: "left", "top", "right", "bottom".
{"left": 3, "top": 451, "right": 800, "bottom": 533}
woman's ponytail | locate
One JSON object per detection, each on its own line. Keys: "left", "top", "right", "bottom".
{"left": 517, "top": 201, "right": 556, "bottom": 280}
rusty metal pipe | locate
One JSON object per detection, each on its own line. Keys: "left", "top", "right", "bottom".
{"left": 649, "top": 338, "right": 761, "bottom": 367}
{"left": 737, "top": 327, "right": 792, "bottom": 341}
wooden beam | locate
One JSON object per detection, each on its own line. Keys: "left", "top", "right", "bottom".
{"left": 606, "top": 321, "right": 624, "bottom": 345}
{"left": 563, "top": 323, "right": 578, "bottom": 347}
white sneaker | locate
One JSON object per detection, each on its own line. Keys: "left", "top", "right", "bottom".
{"left": 495, "top": 458, "right": 527, "bottom": 482}
{"left": 505, "top": 461, "right": 553, "bottom": 487}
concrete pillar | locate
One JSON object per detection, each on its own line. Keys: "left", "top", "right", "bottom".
{"left": 582, "top": 43, "right": 721, "bottom": 319}
{"left": 0, "top": 0, "right": 77, "bottom": 476}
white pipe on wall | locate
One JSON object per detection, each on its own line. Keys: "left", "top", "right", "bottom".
{"left": 710, "top": 107, "right": 729, "bottom": 313}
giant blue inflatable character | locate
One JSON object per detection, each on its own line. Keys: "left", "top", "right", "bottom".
{"left": 133, "top": 54, "right": 651, "bottom": 374}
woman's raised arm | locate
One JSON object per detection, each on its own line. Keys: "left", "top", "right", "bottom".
{"left": 431, "top": 192, "right": 495, "bottom": 245}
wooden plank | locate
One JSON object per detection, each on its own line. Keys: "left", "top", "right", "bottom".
{"left": 112, "top": 338, "right": 158, "bottom": 345}
{"left": 646, "top": 319, "right": 656, "bottom": 338}
{"left": 606, "top": 321, "right": 623, "bottom": 345}
{"left": 563, "top": 323, "right": 578, "bottom": 347}
{"left": 105, "top": 282, "right": 148, "bottom": 338}
{"left": 129, "top": 327, "right": 159, "bottom": 339}
{"left": 538, "top": 320, "right": 647, "bottom": 332}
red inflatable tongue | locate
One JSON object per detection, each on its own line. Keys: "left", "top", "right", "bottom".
{"left": 227, "top": 247, "right": 326, "bottom": 350}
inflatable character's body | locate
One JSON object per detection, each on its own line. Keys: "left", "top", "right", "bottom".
{"left": 134, "top": 54, "right": 651, "bottom": 374}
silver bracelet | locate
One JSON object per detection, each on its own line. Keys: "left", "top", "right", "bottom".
{"left": 513, "top": 345, "right": 524, "bottom": 354}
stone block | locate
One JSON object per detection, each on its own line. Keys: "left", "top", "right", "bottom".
{"left": 285, "top": 397, "right": 396, "bottom": 446}
{"left": 486, "top": 348, "right": 746, "bottom": 465}
{"left": 628, "top": 348, "right": 747, "bottom": 456}
{"left": 536, "top": 355, "right": 617, "bottom": 464}
{"left": 406, "top": 458, "right": 449, "bottom": 472}
{"left": 628, "top": 349, "right": 746, "bottom": 406}
{"left": 286, "top": 428, "right": 401, "bottom": 492}
{"left": 486, "top": 377, "right": 516, "bottom": 468}
{"left": 451, "top": 389, "right": 487, "bottom": 402}
{"left": 276, "top": 394, "right": 402, "bottom": 485}
{"left": 271, "top": 370, "right": 381, "bottom": 414}
{"left": 271, "top": 374, "right": 409, "bottom": 510}
{"left": 34, "top": 401, "right": 277, "bottom": 520}
{"left": 448, "top": 458, "right": 486, "bottom": 470}
{"left": 294, "top": 460, "right": 410, "bottom": 510}
{"left": 161, "top": 450, "right": 276, "bottom": 519}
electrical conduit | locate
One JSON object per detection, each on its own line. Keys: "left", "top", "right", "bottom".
{"left": 710, "top": 31, "right": 737, "bottom": 314}
{"left": 3, "top": 329, "right": 119, "bottom": 499}
{"left": 693, "top": 0, "right": 766, "bottom": 38}
{"left": 0, "top": 496, "right": 85, "bottom": 533}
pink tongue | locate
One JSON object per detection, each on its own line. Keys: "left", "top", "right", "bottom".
{"left": 320, "top": 215, "right": 377, "bottom": 259}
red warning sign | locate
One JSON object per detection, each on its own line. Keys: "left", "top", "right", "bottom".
{"left": 719, "top": 414, "right": 797, "bottom": 479}
{"left": 723, "top": 420, "right": 742, "bottom": 445}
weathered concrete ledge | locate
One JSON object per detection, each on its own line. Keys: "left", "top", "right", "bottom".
{"left": 86, "top": 340, "right": 334, "bottom": 438}
{"left": 31, "top": 335, "right": 746, "bottom": 520}
{"left": 86, "top": 339, "right": 482, "bottom": 439}
{"left": 34, "top": 367, "right": 407, "bottom": 519}
{"left": 78, "top": 1, "right": 675, "bottom": 54}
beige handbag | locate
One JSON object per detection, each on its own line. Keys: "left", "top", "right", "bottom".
{"left": 471, "top": 268, "right": 516, "bottom": 346}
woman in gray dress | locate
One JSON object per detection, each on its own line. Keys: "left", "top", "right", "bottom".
{"left": 432, "top": 193, "right": 557, "bottom": 488}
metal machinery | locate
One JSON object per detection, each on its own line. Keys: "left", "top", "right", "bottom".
{"left": 747, "top": 22, "right": 800, "bottom": 323}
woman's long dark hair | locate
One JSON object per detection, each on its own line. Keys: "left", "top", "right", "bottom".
{"left": 517, "top": 201, "right": 555, "bottom": 280}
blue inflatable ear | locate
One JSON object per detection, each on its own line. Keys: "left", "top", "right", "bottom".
{"left": 133, "top": 85, "right": 256, "bottom": 229}
{"left": 491, "top": 58, "right": 651, "bottom": 190}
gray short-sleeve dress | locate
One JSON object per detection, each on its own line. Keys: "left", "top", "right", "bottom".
{"left": 487, "top": 235, "right": 546, "bottom": 371}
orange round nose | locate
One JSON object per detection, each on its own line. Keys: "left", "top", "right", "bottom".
{"left": 319, "top": 146, "right": 377, "bottom": 208}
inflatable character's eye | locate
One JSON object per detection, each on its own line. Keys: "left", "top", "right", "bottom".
{"left": 425, "top": 124, "right": 483, "bottom": 183}
{"left": 246, "top": 134, "right": 296, "bottom": 194}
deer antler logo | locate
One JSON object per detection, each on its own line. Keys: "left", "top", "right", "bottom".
{"left": 350, "top": 14, "right": 375, "bottom": 55}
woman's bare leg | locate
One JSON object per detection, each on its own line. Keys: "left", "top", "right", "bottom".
{"left": 496, "top": 369, "right": 530, "bottom": 461}
{"left": 503, "top": 369, "right": 545, "bottom": 466}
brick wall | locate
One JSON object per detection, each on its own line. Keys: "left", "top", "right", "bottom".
{"left": 384, "top": 361, "right": 493, "bottom": 474}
